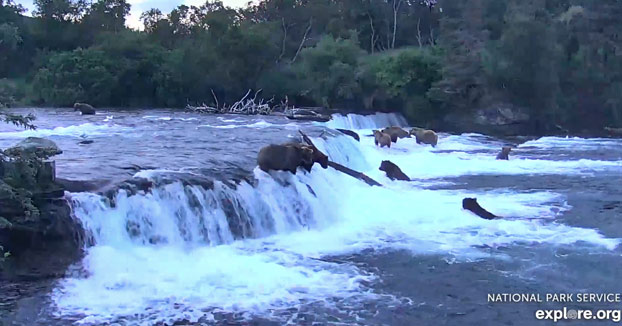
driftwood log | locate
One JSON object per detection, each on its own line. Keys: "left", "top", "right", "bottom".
{"left": 299, "top": 130, "right": 382, "bottom": 187}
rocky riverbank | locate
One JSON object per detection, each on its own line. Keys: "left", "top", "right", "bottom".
{"left": 0, "top": 137, "right": 84, "bottom": 282}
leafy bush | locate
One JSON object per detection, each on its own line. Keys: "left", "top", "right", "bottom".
{"left": 294, "top": 35, "right": 365, "bottom": 108}
{"left": 0, "top": 79, "right": 18, "bottom": 108}
{"left": 33, "top": 48, "right": 117, "bottom": 106}
{"left": 359, "top": 47, "right": 442, "bottom": 122}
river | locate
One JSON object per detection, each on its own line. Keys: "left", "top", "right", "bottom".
{"left": 1, "top": 108, "right": 622, "bottom": 325}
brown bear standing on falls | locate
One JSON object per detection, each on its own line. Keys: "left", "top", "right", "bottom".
{"left": 379, "top": 160, "right": 410, "bottom": 181}
{"left": 381, "top": 126, "right": 410, "bottom": 143}
{"left": 462, "top": 198, "right": 499, "bottom": 220}
{"left": 373, "top": 130, "right": 392, "bottom": 148}
{"left": 283, "top": 142, "right": 329, "bottom": 172}
{"left": 410, "top": 128, "right": 438, "bottom": 147}
{"left": 257, "top": 144, "right": 314, "bottom": 174}
{"left": 496, "top": 146, "right": 512, "bottom": 160}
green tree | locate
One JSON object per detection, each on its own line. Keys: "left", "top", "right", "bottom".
{"left": 33, "top": 0, "right": 86, "bottom": 22}
{"left": 359, "top": 47, "right": 441, "bottom": 121}
{"left": 32, "top": 48, "right": 117, "bottom": 106}
{"left": 295, "top": 35, "right": 365, "bottom": 108}
{"left": 83, "top": 0, "right": 130, "bottom": 33}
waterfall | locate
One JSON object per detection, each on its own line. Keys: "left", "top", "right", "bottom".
{"left": 55, "top": 132, "right": 621, "bottom": 325}
{"left": 70, "top": 173, "right": 328, "bottom": 248}
{"left": 326, "top": 112, "right": 408, "bottom": 130}
{"left": 68, "top": 135, "right": 367, "bottom": 248}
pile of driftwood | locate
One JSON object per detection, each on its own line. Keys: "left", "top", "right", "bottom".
{"left": 186, "top": 89, "right": 274, "bottom": 115}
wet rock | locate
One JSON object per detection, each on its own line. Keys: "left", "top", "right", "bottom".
{"left": 0, "top": 182, "right": 84, "bottom": 282}
{"left": 56, "top": 178, "right": 109, "bottom": 193}
{"left": 101, "top": 177, "right": 155, "bottom": 205}
{"left": 285, "top": 108, "right": 331, "bottom": 122}
{"left": 73, "top": 102, "right": 96, "bottom": 115}
{"left": 4, "top": 137, "right": 62, "bottom": 159}
{"left": 443, "top": 103, "right": 530, "bottom": 136}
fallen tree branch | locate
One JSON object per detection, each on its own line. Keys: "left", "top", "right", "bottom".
{"left": 327, "top": 161, "right": 382, "bottom": 187}
{"left": 298, "top": 130, "right": 382, "bottom": 187}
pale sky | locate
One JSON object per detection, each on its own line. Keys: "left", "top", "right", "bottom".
{"left": 15, "top": 0, "right": 255, "bottom": 29}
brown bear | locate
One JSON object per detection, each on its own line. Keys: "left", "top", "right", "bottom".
{"left": 496, "top": 146, "right": 512, "bottom": 160}
{"left": 379, "top": 160, "right": 410, "bottom": 181}
{"left": 283, "top": 142, "right": 329, "bottom": 172}
{"left": 462, "top": 198, "right": 499, "bottom": 220}
{"left": 373, "top": 130, "right": 392, "bottom": 148}
{"left": 381, "top": 126, "right": 410, "bottom": 143}
{"left": 257, "top": 144, "right": 314, "bottom": 174}
{"left": 410, "top": 128, "right": 438, "bottom": 147}
{"left": 73, "top": 103, "right": 96, "bottom": 115}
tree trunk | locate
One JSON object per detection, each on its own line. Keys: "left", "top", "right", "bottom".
{"left": 291, "top": 18, "right": 313, "bottom": 64}
{"left": 368, "top": 13, "right": 376, "bottom": 53}
{"left": 391, "top": 0, "right": 403, "bottom": 49}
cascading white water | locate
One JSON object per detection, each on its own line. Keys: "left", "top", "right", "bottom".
{"left": 70, "top": 171, "right": 329, "bottom": 248}
{"left": 326, "top": 112, "right": 408, "bottom": 130}
{"left": 54, "top": 130, "right": 622, "bottom": 325}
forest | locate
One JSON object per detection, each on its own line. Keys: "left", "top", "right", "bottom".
{"left": 1, "top": 0, "right": 621, "bottom": 133}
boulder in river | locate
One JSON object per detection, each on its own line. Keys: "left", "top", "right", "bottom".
{"left": 0, "top": 144, "right": 83, "bottom": 280}
{"left": 4, "top": 137, "right": 62, "bottom": 159}
{"left": 73, "top": 102, "right": 96, "bottom": 115}
{"left": 285, "top": 108, "right": 331, "bottom": 122}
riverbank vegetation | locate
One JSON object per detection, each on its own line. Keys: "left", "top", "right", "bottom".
{"left": 1, "top": 0, "right": 621, "bottom": 132}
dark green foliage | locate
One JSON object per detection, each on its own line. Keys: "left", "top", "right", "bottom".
{"left": 0, "top": 79, "right": 36, "bottom": 129}
{"left": 1, "top": 0, "right": 621, "bottom": 130}
{"left": 0, "top": 151, "right": 47, "bottom": 223}
{"left": 33, "top": 48, "right": 117, "bottom": 106}
{"left": 359, "top": 47, "right": 442, "bottom": 121}
{"left": 294, "top": 36, "right": 365, "bottom": 108}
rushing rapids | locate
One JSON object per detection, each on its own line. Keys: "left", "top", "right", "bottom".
{"left": 1, "top": 109, "right": 622, "bottom": 325}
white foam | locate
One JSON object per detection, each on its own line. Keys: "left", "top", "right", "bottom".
{"left": 198, "top": 120, "right": 298, "bottom": 129}
{"left": 520, "top": 136, "right": 622, "bottom": 150}
{"left": 355, "top": 133, "right": 622, "bottom": 179}
{"left": 142, "top": 116, "right": 197, "bottom": 122}
{"left": 326, "top": 112, "right": 408, "bottom": 130}
{"left": 0, "top": 123, "right": 131, "bottom": 138}
{"left": 53, "top": 132, "right": 621, "bottom": 324}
